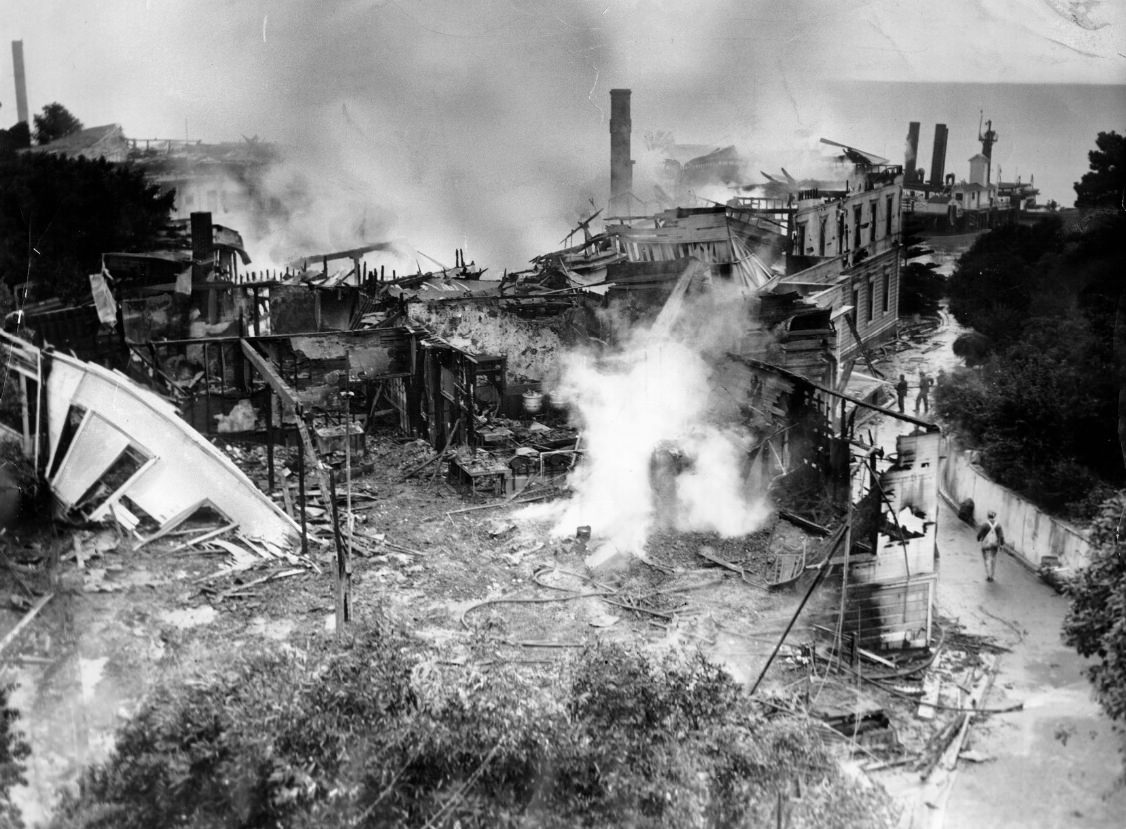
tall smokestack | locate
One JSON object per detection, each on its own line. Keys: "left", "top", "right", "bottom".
{"left": 928, "top": 123, "right": 948, "bottom": 188}
{"left": 905, "top": 122, "right": 920, "bottom": 184}
{"left": 191, "top": 212, "right": 214, "bottom": 285}
{"left": 609, "top": 89, "right": 632, "bottom": 216}
{"left": 11, "top": 41, "right": 29, "bottom": 125}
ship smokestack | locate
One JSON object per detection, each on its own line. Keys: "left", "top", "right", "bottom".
{"left": 11, "top": 41, "right": 29, "bottom": 125}
{"left": 929, "top": 123, "right": 948, "bottom": 188}
{"left": 609, "top": 88, "right": 633, "bottom": 216}
{"left": 191, "top": 212, "right": 214, "bottom": 285}
{"left": 905, "top": 122, "right": 920, "bottom": 184}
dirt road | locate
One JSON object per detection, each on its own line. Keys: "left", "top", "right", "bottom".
{"left": 927, "top": 496, "right": 1126, "bottom": 828}
{"left": 865, "top": 304, "right": 1126, "bottom": 827}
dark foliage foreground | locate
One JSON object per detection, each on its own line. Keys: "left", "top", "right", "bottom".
{"left": 48, "top": 622, "right": 894, "bottom": 828}
{"left": 1064, "top": 493, "right": 1126, "bottom": 725}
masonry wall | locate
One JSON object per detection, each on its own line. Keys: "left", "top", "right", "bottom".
{"left": 939, "top": 440, "right": 1091, "bottom": 570}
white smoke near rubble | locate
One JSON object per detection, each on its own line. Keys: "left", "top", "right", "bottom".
{"left": 134, "top": 0, "right": 620, "bottom": 275}
{"left": 538, "top": 267, "right": 772, "bottom": 565}
{"left": 56, "top": 1, "right": 896, "bottom": 275}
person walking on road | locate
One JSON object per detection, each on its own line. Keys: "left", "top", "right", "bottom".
{"left": 915, "top": 370, "right": 933, "bottom": 415}
{"left": 977, "top": 509, "right": 1005, "bottom": 582}
{"left": 895, "top": 374, "right": 909, "bottom": 413}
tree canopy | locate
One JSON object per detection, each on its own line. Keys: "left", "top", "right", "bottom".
{"left": 938, "top": 211, "right": 1126, "bottom": 515}
{"left": 1063, "top": 493, "right": 1126, "bottom": 722}
{"left": 0, "top": 122, "right": 30, "bottom": 155}
{"left": 32, "top": 102, "right": 83, "bottom": 146}
{"left": 0, "top": 152, "right": 174, "bottom": 303}
{"left": 1074, "top": 131, "right": 1125, "bottom": 210}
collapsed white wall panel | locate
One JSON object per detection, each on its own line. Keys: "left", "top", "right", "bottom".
{"left": 43, "top": 352, "right": 298, "bottom": 546}
{"left": 44, "top": 366, "right": 83, "bottom": 473}
{"left": 50, "top": 414, "right": 131, "bottom": 507}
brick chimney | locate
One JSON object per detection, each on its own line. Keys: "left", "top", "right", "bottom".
{"left": 929, "top": 124, "right": 948, "bottom": 188}
{"left": 11, "top": 41, "right": 29, "bottom": 125}
{"left": 905, "top": 122, "right": 920, "bottom": 184}
{"left": 191, "top": 212, "right": 214, "bottom": 284}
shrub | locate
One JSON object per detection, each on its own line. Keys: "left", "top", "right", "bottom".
{"left": 49, "top": 629, "right": 895, "bottom": 828}
{"left": 0, "top": 683, "right": 30, "bottom": 829}
{"left": 1064, "top": 493, "right": 1126, "bottom": 722}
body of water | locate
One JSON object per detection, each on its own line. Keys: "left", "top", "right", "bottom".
{"left": 820, "top": 82, "right": 1126, "bottom": 208}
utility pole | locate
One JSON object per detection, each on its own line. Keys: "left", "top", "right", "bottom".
{"left": 333, "top": 352, "right": 355, "bottom": 637}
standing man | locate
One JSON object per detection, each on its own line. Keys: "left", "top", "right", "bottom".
{"left": 915, "top": 370, "right": 933, "bottom": 415}
{"left": 976, "top": 509, "right": 1005, "bottom": 582}
{"left": 895, "top": 374, "right": 909, "bottom": 413}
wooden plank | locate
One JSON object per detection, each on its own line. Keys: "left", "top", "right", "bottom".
{"left": 109, "top": 500, "right": 140, "bottom": 534}
{"left": 0, "top": 593, "right": 54, "bottom": 657}
{"left": 168, "top": 522, "right": 238, "bottom": 553}
{"left": 922, "top": 655, "right": 999, "bottom": 800}
{"left": 697, "top": 546, "right": 745, "bottom": 577}
{"left": 777, "top": 510, "right": 831, "bottom": 536}
{"left": 0, "top": 332, "right": 41, "bottom": 377}
{"left": 281, "top": 478, "right": 295, "bottom": 518}
{"left": 213, "top": 568, "right": 305, "bottom": 601}
{"left": 133, "top": 499, "right": 218, "bottom": 551}
{"left": 239, "top": 339, "right": 302, "bottom": 412}
{"left": 917, "top": 672, "right": 940, "bottom": 720}
{"left": 210, "top": 538, "right": 265, "bottom": 568}
{"left": 857, "top": 646, "right": 897, "bottom": 669}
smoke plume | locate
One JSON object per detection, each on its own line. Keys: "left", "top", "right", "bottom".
{"left": 542, "top": 266, "right": 771, "bottom": 565}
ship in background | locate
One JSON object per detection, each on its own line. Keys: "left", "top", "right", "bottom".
{"left": 900, "top": 116, "right": 1042, "bottom": 235}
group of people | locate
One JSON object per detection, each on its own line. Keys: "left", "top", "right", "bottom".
{"left": 894, "top": 369, "right": 937, "bottom": 416}
{"left": 872, "top": 349, "right": 1011, "bottom": 586}
{"left": 889, "top": 366, "right": 1006, "bottom": 581}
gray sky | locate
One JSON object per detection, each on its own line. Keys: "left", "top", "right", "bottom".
{"left": 2, "top": 1, "right": 1124, "bottom": 269}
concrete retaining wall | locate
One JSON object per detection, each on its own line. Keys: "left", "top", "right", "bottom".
{"left": 940, "top": 440, "right": 1091, "bottom": 570}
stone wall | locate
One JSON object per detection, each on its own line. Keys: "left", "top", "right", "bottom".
{"left": 939, "top": 439, "right": 1091, "bottom": 570}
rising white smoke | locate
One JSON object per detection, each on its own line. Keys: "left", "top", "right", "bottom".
{"left": 542, "top": 265, "right": 772, "bottom": 565}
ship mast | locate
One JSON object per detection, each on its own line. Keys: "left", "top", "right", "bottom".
{"left": 978, "top": 111, "right": 998, "bottom": 185}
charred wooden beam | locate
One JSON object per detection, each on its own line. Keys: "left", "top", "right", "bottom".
{"left": 239, "top": 339, "right": 302, "bottom": 413}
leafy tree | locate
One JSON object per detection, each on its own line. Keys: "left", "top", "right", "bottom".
{"left": 945, "top": 217, "right": 1062, "bottom": 351}
{"left": 898, "top": 261, "right": 945, "bottom": 318}
{"left": 0, "top": 123, "right": 30, "bottom": 156}
{"left": 950, "top": 331, "right": 991, "bottom": 367}
{"left": 936, "top": 207, "right": 1126, "bottom": 515}
{"left": 0, "top": 684, "right": 31, "bottom": 829}
{"left": 32, "top": 103, "right": 83, "bottom": 146}
{"left": 1063, "top": 493, "right": 1126, "bottom": 722}
{"left": 1074, "top": 131, "right": 1126, "bottom": 210}
{"left": 0, "top": 153, "right": 173, "bottom": 302}
{"left": 936, "top": 312, "right": 1116, "bottom": 514}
